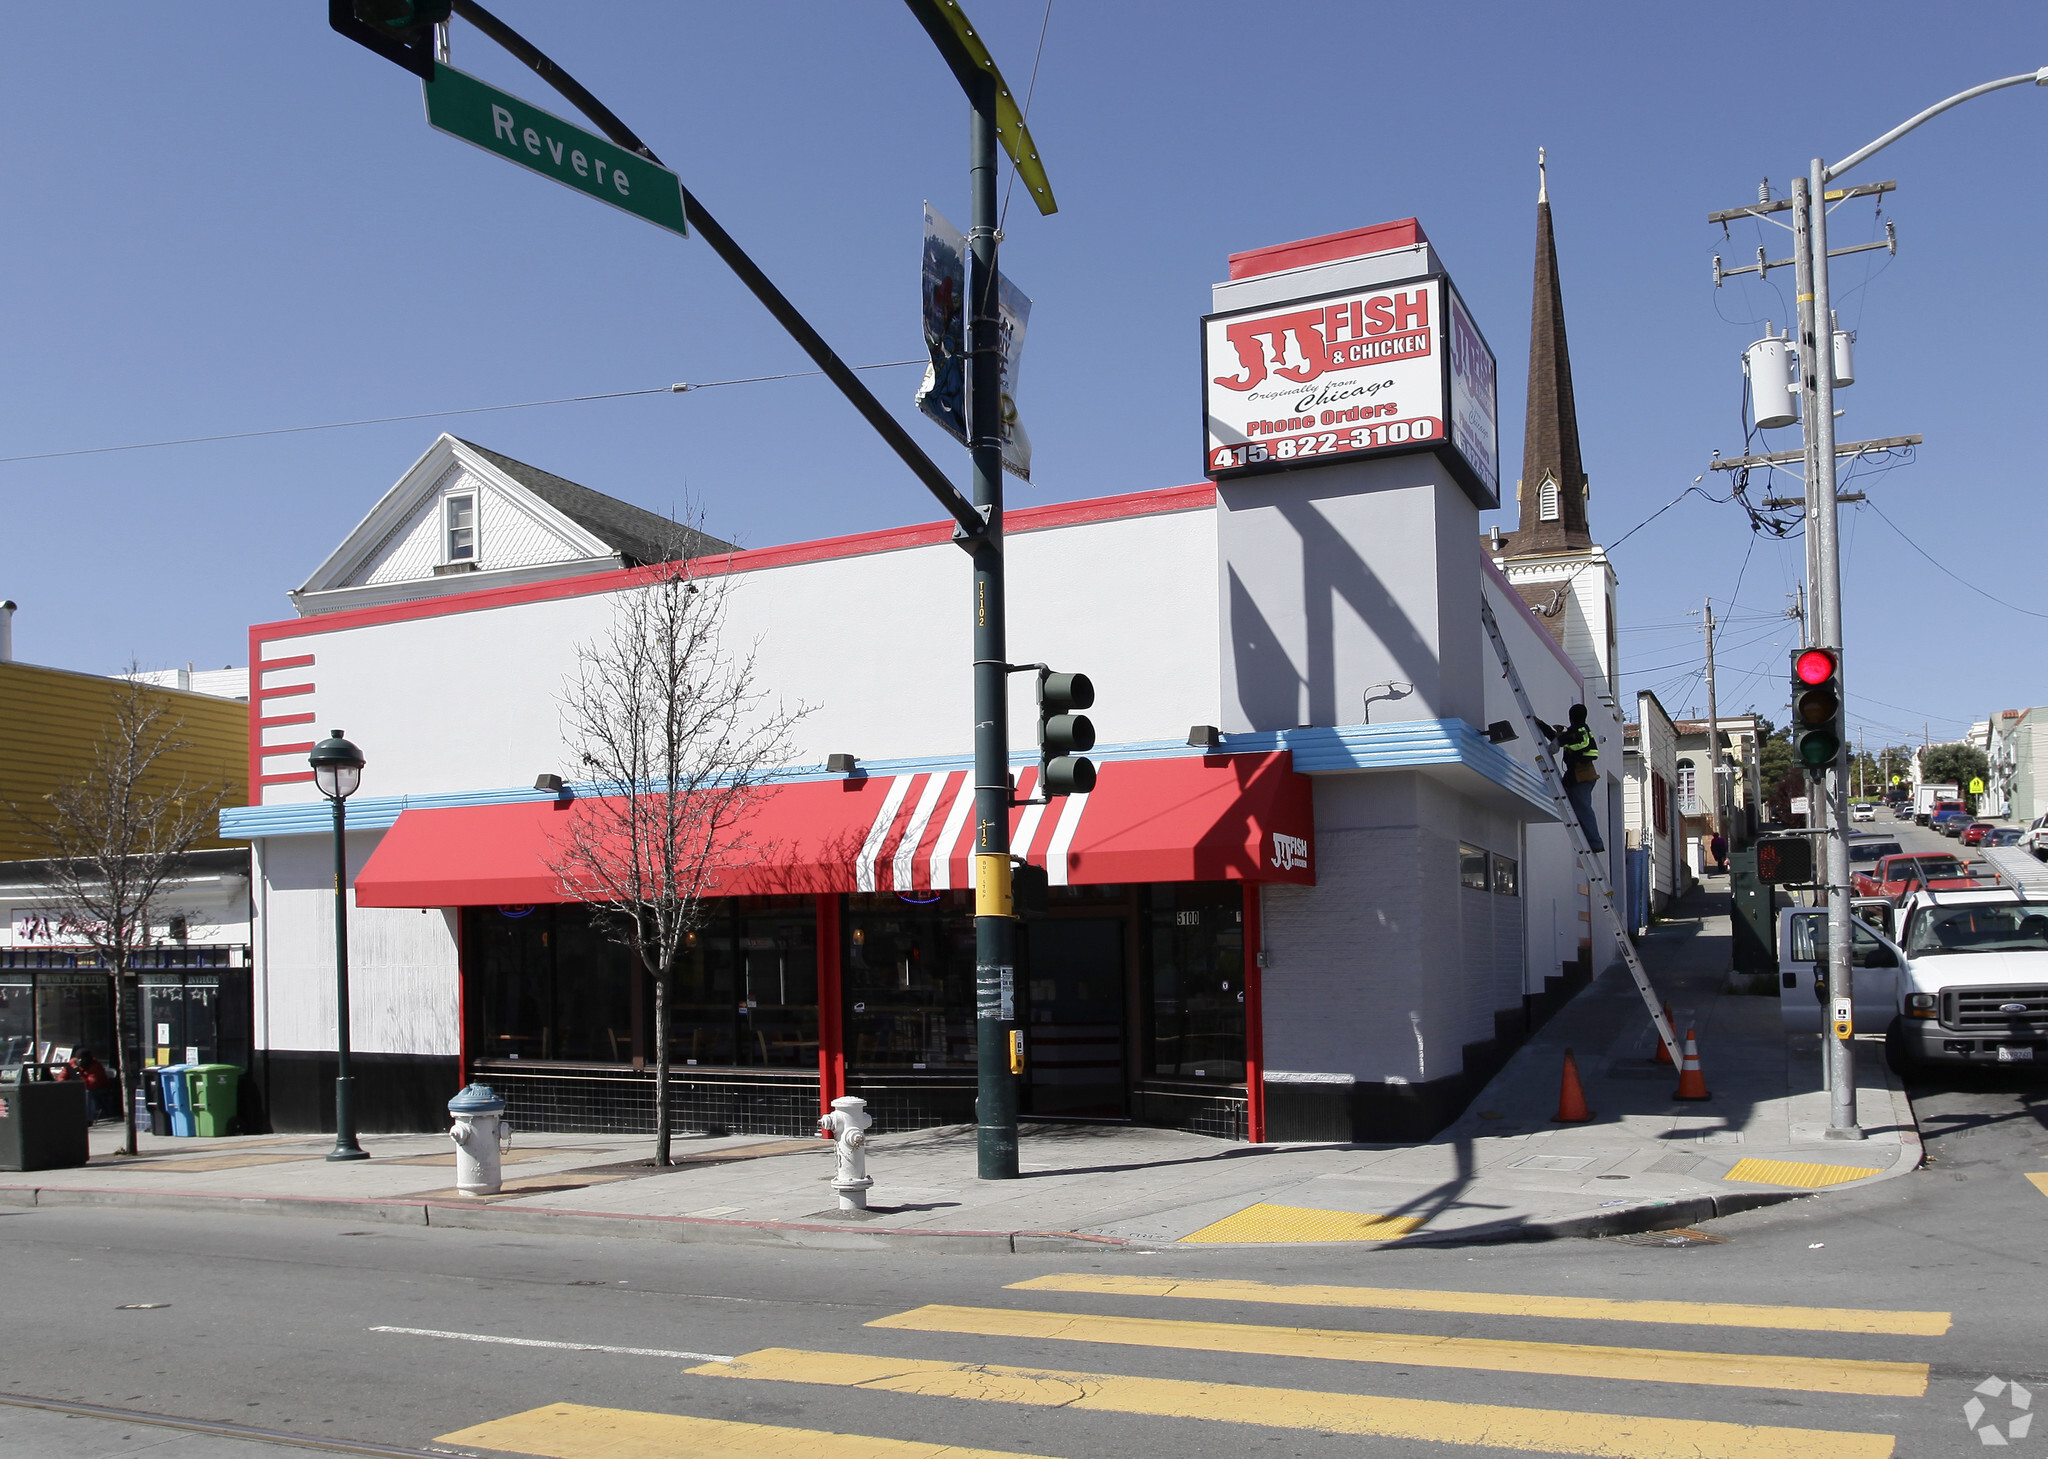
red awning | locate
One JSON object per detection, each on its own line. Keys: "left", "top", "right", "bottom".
{"left": 353, "top": 750, "right": 1314, "bottom": 908}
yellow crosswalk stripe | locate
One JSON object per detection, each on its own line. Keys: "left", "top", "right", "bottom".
{"left": 438, "top": 1401, "right": 1052, "bottom": 1458}
{"left": 2024, "top": 1172, "right": 2048, "bottom": 1201}
{"left": 1007, "top": 1272, "right": 1951, "bottom": 1336}
{"left": 688, "top": 1348, "right": 1893, "bottom": 1459}
{"left": 868, "top": 1303, "right": 1927, "bottom": 1396}
{"left": 1724, "top": 1158, "right": 1882, "bottom": 1188}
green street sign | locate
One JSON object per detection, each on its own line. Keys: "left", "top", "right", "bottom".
{"left": 422, "top": 63, "right": 686, "bottom": 237}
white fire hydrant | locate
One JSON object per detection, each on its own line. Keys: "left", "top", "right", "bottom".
{"left": 816, "top": 1095, "right": 873, "bottom": 1212}
{"left": 448, "top": 1083, "right": 510, "bottom": 1196}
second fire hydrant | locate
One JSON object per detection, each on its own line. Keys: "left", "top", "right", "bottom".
{"left": 816, "top": 1095, "right": 873, "bottom": 1212}
{"left": 448, "top": 1083, "right": 511, "bottom": 1196}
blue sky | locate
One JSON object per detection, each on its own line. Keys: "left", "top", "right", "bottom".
{"left": 2, "top": 3, "right": 2042, "bottom": 749}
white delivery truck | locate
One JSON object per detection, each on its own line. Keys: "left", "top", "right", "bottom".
{"left": 1779, "top": 887, "right": 2048, "bottom": 1071}
{"left": 1914, "top": 783, "right": 1960, "bottom": 825}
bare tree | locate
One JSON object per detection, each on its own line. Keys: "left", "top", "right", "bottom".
{"left": 8, "top": 674, "right": 232, "bottom": 1155}
{"left": 544, "top": 537, "right": 809, "bottom": 1166}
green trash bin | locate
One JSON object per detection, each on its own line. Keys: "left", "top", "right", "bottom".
{"left": 184, "top": 1064, "right": 242, "bottom": 1138}
{"left": 0, "top": 1064, "right": 90, "bottom": 1171}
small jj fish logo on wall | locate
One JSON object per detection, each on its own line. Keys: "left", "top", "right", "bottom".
{"left": 1270, "top": 833, "right": 1310, "bottom": 873}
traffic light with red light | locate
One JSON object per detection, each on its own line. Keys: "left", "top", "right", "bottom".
{"left": 1754, "top": 833, "right": 1814, "bottom": 885}
{"left": 1791, "top": 647, "right": 1843, "bottom": 772}
{"left": 1036, "top": 670, "right": 1097, "bottom": 797}
{"left": 330, "top": 0, "right": 451, "bottom": 79}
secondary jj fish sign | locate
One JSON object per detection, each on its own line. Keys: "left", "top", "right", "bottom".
{"left": 421, "top": 63, "right": 688, "bottom": 237}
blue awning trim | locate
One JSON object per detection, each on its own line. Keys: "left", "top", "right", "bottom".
{"left": 218, "top": 719, "right": 1555, "bottom": 839}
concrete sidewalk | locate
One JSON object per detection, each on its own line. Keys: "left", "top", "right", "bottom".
{"left": 3, "top": 885, "right": 1918, "bottom": 1252}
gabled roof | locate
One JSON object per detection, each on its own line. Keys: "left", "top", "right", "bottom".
{"left": 454, "top": 440, "right": 730, "bottom": 566}
{"left": 292, "top": 435, "right": 735, "bottom": 616}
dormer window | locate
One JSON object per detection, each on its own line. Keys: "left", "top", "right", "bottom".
{"left": 446, "top": 494, "right": 476, "bottom": 562}
{"left": 1537, "top": 475, "right": 1561, "bottom": 522}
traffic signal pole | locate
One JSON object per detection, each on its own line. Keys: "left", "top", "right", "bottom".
{"left": 966, "top": 72, "right": 1019, "bottom": 1181}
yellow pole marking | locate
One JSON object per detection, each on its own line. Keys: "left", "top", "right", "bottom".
{"left": 1005, "top": 1273, "right": 1950, "bottom": 1337}
{"left": 2024, "top": 1173, "right": 2048, "bottom": 1201}
{"left": 688, "top": 1348, "right": 1894, "bottom": 1459}
{"left": 868, "top": 1304, "right": 1926, "bottom": 1397}
{"left": 438, "top": 1401, "right": 1050, "bottom": 1459}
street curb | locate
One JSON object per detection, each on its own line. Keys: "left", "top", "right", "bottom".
{"left": 0, "top": 1183, "right": 1139, "bottom": 1254}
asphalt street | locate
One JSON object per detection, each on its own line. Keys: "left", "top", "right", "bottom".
{"left": 7, "top": 817, "right": 2041, "bottom": 1459}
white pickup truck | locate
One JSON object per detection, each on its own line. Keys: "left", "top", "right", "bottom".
{"left": 1779, "top": 887, "right": 2048, "bottom": 1071}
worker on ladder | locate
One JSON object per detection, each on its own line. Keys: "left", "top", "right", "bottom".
{"left": 1535, "top": 704, "right": 1605, "bottom": 853}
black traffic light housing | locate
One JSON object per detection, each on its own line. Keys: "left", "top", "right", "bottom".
{"left": 1791, "top": 647, "right": 1843, "bottom": 773}
{"left": 1036, "top": 669, "right": 1096, "bottom": 797}
{"left": 1754, "top": 833, "right": 1815, "bottom": 886}
{"left": 330, "top": 0, "right": 452, "bottom": 79}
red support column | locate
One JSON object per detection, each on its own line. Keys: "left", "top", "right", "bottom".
{"left": 1242, "top": 881, "right": 1266, "bottom": 1143}
{"left": 816, "top": 894, "right": 845, "bottom": 1115}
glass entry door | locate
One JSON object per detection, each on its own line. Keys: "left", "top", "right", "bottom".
{"left": 1021, "top": 918, "right": 1126, "bottom": 1118}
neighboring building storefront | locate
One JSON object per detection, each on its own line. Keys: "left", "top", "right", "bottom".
{"left": 224, "top": 216, "right": 1612, "bottom": 1145}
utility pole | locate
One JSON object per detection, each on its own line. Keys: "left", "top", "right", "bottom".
{"left": 1703, "top": 599, "right": 1724, "bottom": 837}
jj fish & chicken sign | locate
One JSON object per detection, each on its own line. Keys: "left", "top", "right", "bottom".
{"left": 1202, "top": 273, "right": 1498, "bottom": 504}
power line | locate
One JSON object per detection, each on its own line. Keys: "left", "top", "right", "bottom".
{"left": 1861, "top": 496, "right": 2048, "bottom": 619}
{"left": 0, "top": 360, "right": 926, "bottom": 467}
{"left": 999, "top": 0, "right": 1054, "bottom": 230}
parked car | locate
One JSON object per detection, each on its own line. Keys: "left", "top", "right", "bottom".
{"left": 1961, "top": 821, "right": 1998, "bottom": 847}
{"left": 2023, "top": 815, "right": 2048, "bottom": 861}
{"left": 1934, "top": 809, "right": 1971, "bottom": 838}
{"left": 1848, "top": 835, "right": 1905, "bottom": 876}
{"left": 1985, "top": 827, "right": 2025, "bottom": 847}
{"left": 1894, "top": 803, "right": 1916, "bottom": 820}
{"left": 1852, "top": 802, "right": 1877, "bottom": 822}
{"left": 1853, "top": 851, "right": 1985, "bottom": 901}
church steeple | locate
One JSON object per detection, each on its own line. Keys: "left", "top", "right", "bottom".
{"left": 1511, "top": 148, "right": 1592, "bottom": 552}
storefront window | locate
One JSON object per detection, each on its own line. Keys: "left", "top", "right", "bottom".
{"left": 470, "top": 904, "right": 636, "bottom": 1063}
{"left": 35, "top": 972, "right": 109, "bottom": 1060}
{"left": 844, "top": 892, "right": 976, "bottom": 1071}
{"left": 1144, "top": 883, "right": 1244, "bottom": 1081}
{"left": 0, "top": 977, "right": 33, "bottom": 1062}
{"left": 672, "top": 899, "right": 818, "bottom": 1068}
{"left": 139, "top": 976, "right": 223, "bottom": 1066}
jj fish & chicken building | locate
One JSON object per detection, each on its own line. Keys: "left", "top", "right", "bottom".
{"left": 223, "top": 214, "right": 1621, "bottom": 1145}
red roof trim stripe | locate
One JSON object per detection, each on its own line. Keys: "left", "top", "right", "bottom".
{"left": 253, "top": 483, "right": 1218, "bottom": 646}
{"left": 1227, "top": 219, "right": 1428, "bottom": 281}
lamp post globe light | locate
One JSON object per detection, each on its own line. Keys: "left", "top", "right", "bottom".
{"left": 309, "top": 730, "right": 370, "bottom": 1162}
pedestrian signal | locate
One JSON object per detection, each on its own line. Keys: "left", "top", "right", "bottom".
{"left": 1036, "top": 670, "right": 1097, "bottom": 796}
{"left": 1790, "top": 647, "right": 1843, "bottom": 772}
{"left": 1754, "top": 834, "right": 1814, "bottom": 885}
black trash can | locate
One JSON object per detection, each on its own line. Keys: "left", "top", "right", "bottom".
{"left": 0, "top": 1065, "right": 91, "bottom": 1172}
{"left": 143, "top": 1067, "right": 171, "bottom": 1137}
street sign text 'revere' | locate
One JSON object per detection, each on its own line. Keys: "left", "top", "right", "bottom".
{"left": 421, "top": 64, "right": 686, "bottom": 237}
{"left": 1202, "top": 272, "right": 1497, "bottom": 506}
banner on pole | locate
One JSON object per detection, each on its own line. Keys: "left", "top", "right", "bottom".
{"left": 916, "top": 204, "right": 1032, "bottom": 482}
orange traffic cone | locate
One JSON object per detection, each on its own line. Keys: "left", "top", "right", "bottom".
{"left": 1552, "top": 1049, "right": 1595, "bottom": 1123}
{"left": 1673, "top": 1027, "right": 1712, "bottom": 1101}
{"left": 1654, "top": 1004, "right": 1676, "bottom": 1065}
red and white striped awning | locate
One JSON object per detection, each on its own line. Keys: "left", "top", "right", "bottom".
{"left": 353, "top": 750, "right": 1313, "bottom": 908}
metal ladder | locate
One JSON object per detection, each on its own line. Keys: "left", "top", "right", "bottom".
{"left": 1480, "top": 595, "right": 1681, "bottom": 1064}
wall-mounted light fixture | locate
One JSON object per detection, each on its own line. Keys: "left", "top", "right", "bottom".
{"left": 1187, "top": 725, "right": 1222, "bottom": 750}
{"left": 534, "top": 773, "right": 565, "bottom": 793}
{"left": 1485, "top": 721, "right": 1520, "bottom": 744}
{"left": 826, "top": 754, "right": 859, "bottom": 774}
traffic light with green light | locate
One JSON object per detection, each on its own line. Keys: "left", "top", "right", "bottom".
{"left": 1036, "top": 670, "right": 1097, "bottom": 797}
{"left": 1791, "top": 647, "right": 1843, "bottom": 772}
{"left": 329, "top": 0, "right": 452, "bottom": 79}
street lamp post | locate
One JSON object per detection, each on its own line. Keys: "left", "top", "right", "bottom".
{"left": 309, "top": 730, "right": 370, "bottom": 1162}
{"left": 1792, "top": 67, "right": 2047, "bottom": 1137}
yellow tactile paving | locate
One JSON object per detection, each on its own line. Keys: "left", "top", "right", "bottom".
{"left": 867, "top": 1304, "right": 1928, "bottom": 1396}
{"left": 688, "top": 1348, "right": 1895, "bottom": 1459}
{"left": 439, "top": 1402, "right": 1048, "bottom": 1458}
{"left": 1724, "top": 1158, "right": 1883, "bottom": 1189}
{"left": 1007, "top": 1273, "right": 1950, "bottom": 1336}
{"left": 2025, "top": 1173, "right": 2048, "bottom": 1201}
{"left": 1176, "top": 1201, "right": 1424, "bottom": 1243}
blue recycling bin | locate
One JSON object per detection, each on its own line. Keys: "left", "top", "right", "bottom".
{"left": 158, "top": 1063, "right": 196, "bottom": 1137}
